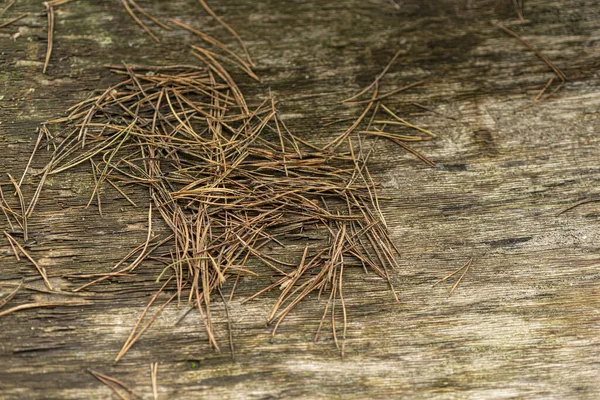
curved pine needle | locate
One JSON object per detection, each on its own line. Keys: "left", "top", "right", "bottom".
{"left": 556, "top": 198, "right": 600, "bottom": 216}
{"left": 42, "top": 3, "right": 54, "bottom": 74}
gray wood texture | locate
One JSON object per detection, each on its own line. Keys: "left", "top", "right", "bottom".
{"left": 0, "top": 0, "right": 599, "bottom": 398}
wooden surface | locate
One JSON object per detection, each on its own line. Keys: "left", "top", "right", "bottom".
{"left": 1, "top": 0, "right": 599, "bottom": 398}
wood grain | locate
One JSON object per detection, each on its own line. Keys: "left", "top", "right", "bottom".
{"left": 0, "top": 0, "right": 599, "bottom": 398}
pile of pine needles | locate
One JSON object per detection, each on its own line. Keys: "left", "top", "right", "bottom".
{"left": 25, "top": 56, "right": 411, "bottom": 358}
{"left": 4, "top": 0, "right": 440, "bottom": 359}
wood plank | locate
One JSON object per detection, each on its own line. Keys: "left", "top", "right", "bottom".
{"left": 0, "top": 0, "right": 599, "bottom": 398}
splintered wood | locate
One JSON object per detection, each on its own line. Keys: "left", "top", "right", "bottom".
{"left": 29, "top": 59, "right": 407, "bottom": 358}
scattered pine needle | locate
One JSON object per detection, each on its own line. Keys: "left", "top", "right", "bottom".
{"left": 150, "top": 362, "right": 159, "bottom": 400}
{"left": 120, "top": 0, "right": 160, "bottom": 43}
{"left": 115, "top": 278, "right": 176, "bottom": 362}
{"left": 0, "top": 300, "right": 91, "bottom": 318}
{"left": 169, "top": 18, "right": 259, "bottom": 81}
{"left": 4, "top": 231, "right": 53, "bottom": 290}
{"left": 343, "top": 49, "right": 402, "bottom": 103}
{"left": 0, "top": 184, "right": 17, "bottom": 233}
{"left": 128, "top": 0, "right": 171, "bottom": 31}
{"left": 40, "top": 1, "right": 77, "bottom": 74}
{"left": 412, "top": 102, "right": 457, "bottom": 120}
{"left": 432, "top": 258, "right": 472, "bottom": 297}
{"left": 0, "top": 0, "right": 16, "bottom": 17}
{"left": 380, "top": 104, "right": 437, "bottom": 138}
{"left": 42, "top": 2, "right": 54, "bottom": 74}
{"left": 556, "top": 198, "right": 600, "bottom": 216}
{"left": 328, "top": 49, "right": 435, "bottom": 165}
{"left": 17, "top": 128, "right": 44, "bottom": 190}
{"left": 0, "top": 280, "right": 23, "bottom": 310}
{"left": 198, "top": 0, "right": 254, "bottom": 67}
{"left": 0, "top": 13, "right": 27, "bottom": 29}
{"left": 493, "top": 21, "right": 566, "bottom": 82}
{"left": 520, "top": 77, "right": 565, "bottom": 111}
{"left": 88, "top": 369, "right": 141, "bottom": 400}
{"left": 348, "top": 79, "right": 427, "bottom": 105}
{"left": 512, "top": 0, "right": 525, "bottom": 22}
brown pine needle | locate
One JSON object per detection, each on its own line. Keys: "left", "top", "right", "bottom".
{"left": 37, "top": 0, "right": 78, "bottom": 74}
{"left": 89, "top": 160, "right": 103, "bottom": 216}
{"left": 325, "top": 88, "right": 378, "bottom": 151}
{"left": 107, "top": 178, "right": 138, "bottom": 207}
{"left": 432, "top": 258, "right": 471, "bottom": 287}
{"left": 380, "top": 104, "right": 437, "bottom": 137}
{"left": 6, "top": 234, "right": 20, "bottom": 260}
{"left": 449, "top": 260, "right": 471, "bottom": 297}
{"left": 0, "top": 0, "right": 16, "bottom": 17}
{"left": 120, "top": 0, "right": 160, "bottom": 42}
{"left": 339, "top": 262, "right": 347, "bottom": 358}
{"left": 389, "top": 137, "right": 436, "bottom": 167}
{"left": 0, "top": 300, "right": 90, "bottom": 318}
{"left": 556, "top": 198, "right": 600, "bottom": 216}
{"left": 218, "top": 288, "right": 235, "bottom": 360}
{"left": 412, "top": 102, "right": 457, "bottom": 120}
{"left": 0, "top": 13, "right": 27, "bottom": 29}
{"left": 348, "top": 79, "right": 427, "bottom": 105}
{"left": 8, "top": 173, "right": 27, "bottom": 240}
{"left": 91, "top": 376, "right": 129, "bottom": 400}
{"left": 512, "top": 0, "right": 524, "bottom": 22}
{"left": 198, "top": 0, "right": 254, "bottom": 67}
{"left": 150, "top": 362, "right": 159, "bottom": 400}
{"left": 88, "top": 369, "right": 141, "bottom": 400}
{"left": 534, "top": 77, "right": 554, "bottom": 102}
{"left": 343, "top": 49, "right": 402, "bottom": 103}
{"left": 432, "top": 258, "right": 473, "bottom": 297}
{"left": 128, "top": 0, "right": 171, "bottom": 31}
{"left": 493, "top": 21, "right": 566, "bottom": 81}
{"left": 115, "top": 277, "right": 175, "bottom": 362}
{"left": 17, "top": 128, "right": 44, "bottom": 190}
{"left": 4, "top": 231, "right": 53, "bottom": 290}
{"left": 169, "top": 18, "right": 258, "bottom": 81}
{"left": 29, "top": 63, "right": 408, "bottom": 353}
{"left": 42, "top": 3, "right": 54, "bottom": 74}
{"left": 0, "top": 280, "right": 23, "bottom": 309}
{"left": 0, "top": 186, "right": 16, "bottom": 232}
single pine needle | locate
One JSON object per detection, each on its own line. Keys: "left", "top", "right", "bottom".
{"left": 493, "top": 21, "right": 566, "bottom": 81}
{"left": 0, "top": 301, "right": 90, "bottom": 318}
{"left": 556, "top": 198, "right": 600, "bottom": 216}
{"left": 42, "top": 3, "right": 54, "bottom": 74}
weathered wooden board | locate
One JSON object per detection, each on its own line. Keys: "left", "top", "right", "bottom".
{"left": 0, "top": 0, "right": 599, "bottom": 398}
